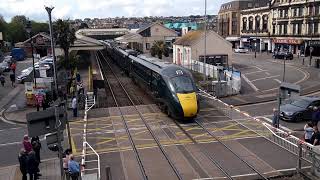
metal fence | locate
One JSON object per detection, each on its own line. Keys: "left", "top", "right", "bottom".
{"left": 199, "top": 89, "right": 320, "bottom": 177}
{"left": 81, "top": 92, "right": 101, "bottom": 179}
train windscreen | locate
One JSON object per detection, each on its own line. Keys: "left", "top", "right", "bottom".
{"left": 170, "top": 76, "right": 195, "bottom": 93}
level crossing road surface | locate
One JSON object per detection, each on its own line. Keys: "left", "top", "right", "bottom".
{"left": 70, "top": 102, "right": 310, "bottom": 180}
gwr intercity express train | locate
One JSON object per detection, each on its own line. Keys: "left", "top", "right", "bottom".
{"left": 102, "top": 41, "right": 199, "bottom": 120}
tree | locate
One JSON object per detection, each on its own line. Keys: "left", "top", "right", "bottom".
{"left": 150, "top": 41, "right": 169, "bottom": 59}
{"left": 54, "top": 19, "right": 76, "bottom": 69}
{"left": 11, "top": 15, "right": 27, "bottom": 26}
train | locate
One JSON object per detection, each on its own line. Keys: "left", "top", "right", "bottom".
{"left": 101, "top": 41, "right": 199, "bottom": 120}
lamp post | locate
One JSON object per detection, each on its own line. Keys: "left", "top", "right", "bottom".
{"left": 309, "top": 17, "right": 314, "bottom": 66}
{"left": 45, "top": 6, "right": 58, "bottom": 98}
{"left": 25, "top": 21, "right": 37, "bottom": 89}
{"left": 203, "top": 0, "right": 207, "bottom": 82}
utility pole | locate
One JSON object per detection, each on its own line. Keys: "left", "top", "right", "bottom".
{"left": 203, "top": 0, "right": 207, "bottom": 82}
{"left": 45, "top": 6, "right": 58, "bottom": 98}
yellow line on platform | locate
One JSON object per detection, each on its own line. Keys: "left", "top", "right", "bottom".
{"left": 71, "top": 136, "right": 77, "bottom": 155}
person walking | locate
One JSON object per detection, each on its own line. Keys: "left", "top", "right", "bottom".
{"left": 31, "top": 136, "right": 41, "bottom": 163}
{"left": 311, "top": 125, "right": 320, "bottom": 146}
{"left": 272, "top": 108, "right": 279, "bottom": 128}
{"left": 10, "top": 62, "right": 16, "bottom": 74}
{"left": 63, "top": 149, "right": 72, "bottom": 180}
{"left": 72, "top": 96, "right": 77, "bottom": 117}
{"left": 312, "top": 107, "right": 320, "bottom": 127}
{"left": 76, "top": 72, "right": 81, "bottom": 83}
{"left": 27, "top": 151, "right": 39, "bottom": 180}
{"left": 0, "top": 74, "right": 5, "bottom": 87}
{"left": 18, "top": 149, "right": 28, "bottom": 180}
{"left": 304, "top": 122, "right": 314, "bottom": 144}
{"left": 9, "top": 72, "right": 15, "bottom": 87}
{"left": 23, "top": 135, "right": 33, "bottom": 153}
{"left": 68, "top": 155, "right": 80, "bottom": 180}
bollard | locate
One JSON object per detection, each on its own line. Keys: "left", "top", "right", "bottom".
{"left": 302, "top": 58, "right": 305, "bottom": 65}
{"left": 105, "top": 166, "right": 112, "bottom": 180}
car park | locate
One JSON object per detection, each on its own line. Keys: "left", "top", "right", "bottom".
{"left": 279, "top": 96, "right": 320, "bottom": 122}
{"left": 234, "top": 47, "right": 249, "bottom": 53}
{"left": 272, "top": 51, "right": 293, "bottom": 60}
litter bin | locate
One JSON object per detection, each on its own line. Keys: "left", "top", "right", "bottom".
{"left": 316, "top": 59, "right": 320, "bottom": 68}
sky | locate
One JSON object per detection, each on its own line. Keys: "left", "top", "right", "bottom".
{"left": 0, "top": 0, "right": 228, "bottom": 22}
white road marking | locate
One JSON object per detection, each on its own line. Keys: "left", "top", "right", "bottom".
{"left": 0, "top": 109, "right": 16, "bottom": 125}
{"left": 0, "top": 127, "right": 22, "bottom": 132}
{"left": 244, "top": 70, "right": 267, "bottom": 75}
{"left": 256, "top": 116, "right": 293, "bottom": 132}
{"left": 265, "top": 72, "right": 271, "bottom": 76}
{"left": 273, "top": 79, "right": 282, "bottom": 83}
{"left": 242, "top": 74, "right": 259, "bottom": 91}
{"left": 254, "top": 66, "right": 265, "bottom": 71}
{"left": 251, "top": 75, "right": 280, "bottom": 82}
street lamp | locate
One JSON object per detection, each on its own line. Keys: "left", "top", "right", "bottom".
{"left": 309, "top": 17, "right": 314, "bottom": 66}
{"left": 25, "top": 20, "right": 37, "bottom": 89}
{"left": 203, "top": 0, "right": 207, "bottom": 82}
{"left": 45, "top": 6, "right": 58, "bottom": 98}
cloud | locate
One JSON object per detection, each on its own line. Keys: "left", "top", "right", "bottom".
{"left": 0, "top": 0, "right": 228, "bottom": 22}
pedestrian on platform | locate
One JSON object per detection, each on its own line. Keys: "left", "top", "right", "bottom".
{"left": 18, "top": 149, "right": 28, "bottom": 180}
{"left": 70, "top": 84, "right": 75, "bottom": 96}
{"left": 31, "top": 136, "right": 41, "bottom": 163}
{"left": 9, "top": 72, "right": 15, "bottom": 87}
{"left": 311, "top": 125, "right": 320, "bottom": 146}
{"left": 304, "top": 122, "right": 314, "bottom": 144}
{"left": 68, "top": 155, "right": 80, "bottom": 180}
{"left": 27, "top": 151, "right": 39, "bottom": 180}
{"left": 23, "top": 135, "right": 32, "bottom": 153}
{"left": 0, "top": 74, "right": 5, "bottom": 87}
{"left": 72, "top": 96, "right": 77, "bottom": 117}
{"left": 77, "top": 82, "right": 84, "bottom": 95}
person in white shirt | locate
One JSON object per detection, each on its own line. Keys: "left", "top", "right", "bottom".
{"left": 72, "top": 96, "right": 77, "bottom": 117}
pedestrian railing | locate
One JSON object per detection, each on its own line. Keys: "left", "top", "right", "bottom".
{"left": 81, "top": 93, "right": 100, "bottom": 179}
{"left": 198, "top": 89, "right": 320, "bottom": 177}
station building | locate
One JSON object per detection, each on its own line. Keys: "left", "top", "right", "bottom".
{"left": 173, "top": 30, "right": 232, "bottom": 68}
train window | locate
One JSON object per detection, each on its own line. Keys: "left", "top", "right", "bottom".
{"left": 170, "top": 76, "right": 195, "bottom": 93}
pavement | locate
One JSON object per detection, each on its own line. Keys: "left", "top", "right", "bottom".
{"left": 222, "top": 52, "right": 320, "bottom": 106}
{"left": 0, "top": 57, "right": 89, "bottom": 179}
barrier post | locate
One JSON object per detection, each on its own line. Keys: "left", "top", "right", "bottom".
{"left": 296, "top": 142, "right": 302, "bottom": 174}
{"left": 105, "top": 166, "right": 112, "bottom": 180}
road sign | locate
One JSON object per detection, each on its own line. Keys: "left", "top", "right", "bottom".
{"left": 26, "top": 107, "right": 66, "bottom": 137}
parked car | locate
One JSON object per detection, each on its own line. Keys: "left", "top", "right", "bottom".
{"left": 234, "top": 47, "right": 249, "bottom": 53}
{"left": 11, "top": 48, "right": 26, "bottom": 61}
{"left": 16, "top": 67, "right": 33, "bottom": 83}
{"left": 272, "top": 51, "right": 293, "bottom": 60}
{"left": 3, "top": 56, "right": 13, "bottom": 65}
{"left": 0, "top": 63, "right": 9, "bottom": 73}
{"left": 279, "top": 96, "right": 320, "bottom": 122}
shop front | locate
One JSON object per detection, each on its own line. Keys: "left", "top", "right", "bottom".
{"left": 272, "top": 38, "right": 304, "bottom": 55}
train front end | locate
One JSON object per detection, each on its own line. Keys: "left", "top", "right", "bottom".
{"left": 164, "top": 67, "right": 199, "bottom": 120}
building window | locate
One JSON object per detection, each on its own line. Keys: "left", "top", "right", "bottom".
{"left": 242, "top": 17, "right": 247, "bottom": 30}
{"left": 280, "top": 10, "right": 283, "bottom": 17}
{"left": 284, "top": 24, "right": 287, "bottom": 34}
{"left": 279, "top": 25, "right": 283, "bottom": 34}
{"left": 297, "top": 23, "right": 302, "bottom": 35}
{"left": 315, "top": 22, "right": 319, "bottom": 34}
{"left": 292, "top": 23, "right": 297, "bottom": 35}
{"left": 255, "top": 16, "right": 260, "bottom": 30}
{"left": 146, "top": 43, "right": 150, "bottom": 50}
{"left": 299, "top": 7, "right": 303, "bottom": 16}
{"left": 248, "top": 2, "right": 252, "bottom": 8}
{"left": 308, "top": 23, "right": 314, "bottom": 35}
{"left": 262, "top": 15, "right": 268, "bottom": 30}
{"left": 273, "top": 25, "right": 276, "bottom": 34}
{"left": 249, "top": 16, "right": 253, "bottom": 30}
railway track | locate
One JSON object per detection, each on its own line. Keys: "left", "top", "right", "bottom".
{"left": 96, "top": 51, "right": 183, "bottom": 180}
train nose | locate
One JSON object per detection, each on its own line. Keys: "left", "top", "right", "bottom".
{"left": 177, "top": 92, "right": 198, "bottom": 118}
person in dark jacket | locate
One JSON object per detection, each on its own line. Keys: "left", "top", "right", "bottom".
{"left": 18, "top": 149, "right": 28, "bottom": 180}
{"left": 27, "top": 151, "right": 39, "bottom": 180}
{"left": 9, "top": 72, "right": 15, "bottom": 87}
{"left": 31, "top": 136, "right": 41, "bottom": 163}
{"left": 312, "top": 107, "right": 320, "bottom": 126}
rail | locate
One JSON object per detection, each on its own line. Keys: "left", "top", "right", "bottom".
{"left": 81, "top": 94, "right": 99, "bottom": 179}
{"left": 98, "top": 51, "right": 183, "bottom": 180}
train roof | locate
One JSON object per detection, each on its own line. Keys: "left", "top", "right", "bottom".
{"left": 129, "top": 55, "right": 191, "bottom": 77}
